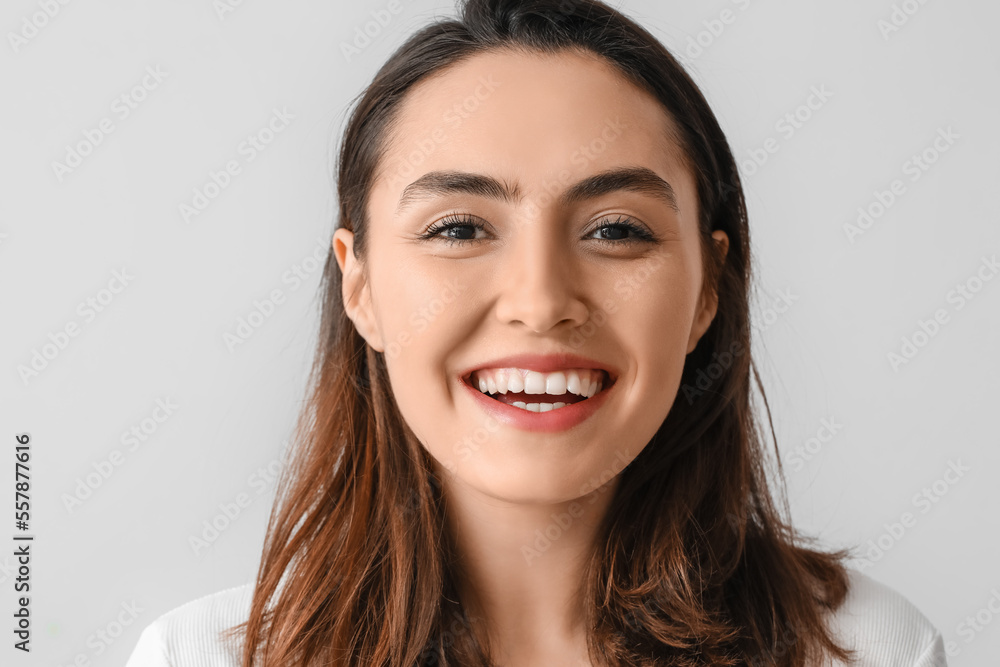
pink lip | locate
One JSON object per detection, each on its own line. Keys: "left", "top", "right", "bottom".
{"left": 457, "top": 353, "right": 619, "bottom": 433}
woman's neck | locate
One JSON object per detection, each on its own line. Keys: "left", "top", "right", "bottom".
{"left": 440, "top": 470, "right": 620, "bottom": 665}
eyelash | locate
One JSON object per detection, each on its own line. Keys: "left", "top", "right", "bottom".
{"left": 419, "top": 213, "right": 658, "bottom": 247}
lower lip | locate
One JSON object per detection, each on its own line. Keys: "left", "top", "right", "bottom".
{"left": 459, "top": 375, "right": 615, "bottom": 433}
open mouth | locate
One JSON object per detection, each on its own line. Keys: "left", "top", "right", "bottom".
{"left": 461, "top": 368, "right": 614, "bottom": 413}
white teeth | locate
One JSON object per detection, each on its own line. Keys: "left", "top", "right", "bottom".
{"left": 545, "top": 372, "right": 567, "bottom": 395}
{"left": 523, "top": 371, "right": 547, "bottom": 394}
{"left": 470, "top": 367, "right": 607, "bottom": 401}
{"left": 511, "top": 401, "right": 568, "bottom": 412}
{"left": 566, "top": 372, "right": 581, "bottom": 396}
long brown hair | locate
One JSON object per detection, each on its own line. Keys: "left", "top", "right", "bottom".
{"left": 224, "top": 0, "right": 855, "bottom": 664}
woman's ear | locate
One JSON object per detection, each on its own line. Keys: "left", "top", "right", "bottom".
{"left": 333, "top": 228, "right": 385, "bottom": 353}
{"left": 687, "top": 230, "right": 729, "bottom": 354}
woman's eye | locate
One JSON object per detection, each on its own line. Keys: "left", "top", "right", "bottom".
{"left": 589, "top": 215, "right": 657, "bottom": 245}
{"left": 419, "top": 215, "right": 489, "bottom": 246}
{"left": 419, "top": 213, "right": 657, "bottom": 247}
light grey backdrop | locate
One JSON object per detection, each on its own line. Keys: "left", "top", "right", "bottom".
{"left": 1, "top": 1, "right": 997, "bottom": 665}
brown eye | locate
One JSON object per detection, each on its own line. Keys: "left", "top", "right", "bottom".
{"left": 588, "top": 215, "right": 657, "bottom": 245}
{"left": 420, "top": 214, "right": 490, "bottom": 246}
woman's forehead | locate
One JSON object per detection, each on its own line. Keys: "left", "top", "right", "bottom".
{"left": 377, "top": 48, "right": 694, "bottom": 208}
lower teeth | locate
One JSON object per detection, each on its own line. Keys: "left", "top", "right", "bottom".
{"left": 511, "top": 401, "right": 568, "bottom": 412}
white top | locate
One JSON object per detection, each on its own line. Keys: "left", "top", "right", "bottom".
{"left": 124, "top": 568, "right": 948, "bottom": 666}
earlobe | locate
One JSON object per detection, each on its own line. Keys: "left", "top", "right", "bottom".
{"left": 686, "top": 230, "right": 730, "bottom": 354}
{"left": 332, "top": 229, "right": 385, "bottom": 353}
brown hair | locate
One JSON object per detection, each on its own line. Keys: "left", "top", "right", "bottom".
{"left": 224, "top": 0, "right": 855, "bottom": 664}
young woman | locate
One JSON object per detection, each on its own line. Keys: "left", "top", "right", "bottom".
{"left": 126, "top": 1, "right": 947, "bottom": 665}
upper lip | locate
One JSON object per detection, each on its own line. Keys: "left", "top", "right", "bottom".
{"left": 459, "top": 352, "right": 619, "bottom": 386}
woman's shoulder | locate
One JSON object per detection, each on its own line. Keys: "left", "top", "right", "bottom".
{"left": 124, "top": 582, "right": 254, "bottom": 667}
{"left": 824, "top": 567, "right": 948, "bottom": 666}
{"left": 123, "top": 570, "right": 948, "bottom": 666}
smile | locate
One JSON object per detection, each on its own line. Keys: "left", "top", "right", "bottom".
{"left": 459, "top": 366, "right": 616, "bottom": 432}
{"left": 464, "top": 367, "right": 608, "bottom": 412}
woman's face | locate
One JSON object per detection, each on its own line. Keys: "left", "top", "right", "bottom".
{"left": 335, "top": 48, "right": 727, "bottom": 505}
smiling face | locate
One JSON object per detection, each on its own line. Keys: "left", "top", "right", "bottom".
{"left": 334, "top": 47, "right": 727, "bottom": 505}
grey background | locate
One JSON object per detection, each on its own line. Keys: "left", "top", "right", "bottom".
{"left": 0, "top": 0, "right": 997, "bottom": 665}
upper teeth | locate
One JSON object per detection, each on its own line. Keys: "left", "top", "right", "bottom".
{"left": 469, "top": 368, "right": 605, "bottom": 398}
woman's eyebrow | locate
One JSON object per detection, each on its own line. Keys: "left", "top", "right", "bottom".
{"left": 395, "top": 166, "right": 679, "bottom": 214}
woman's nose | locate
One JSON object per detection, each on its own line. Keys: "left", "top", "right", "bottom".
{"left": 492, "top": 220, "right": 590, "bottom": 334}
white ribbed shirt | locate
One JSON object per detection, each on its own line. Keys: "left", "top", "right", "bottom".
{"left": 124, "top": 568, "right": 948, "bottom": 666}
